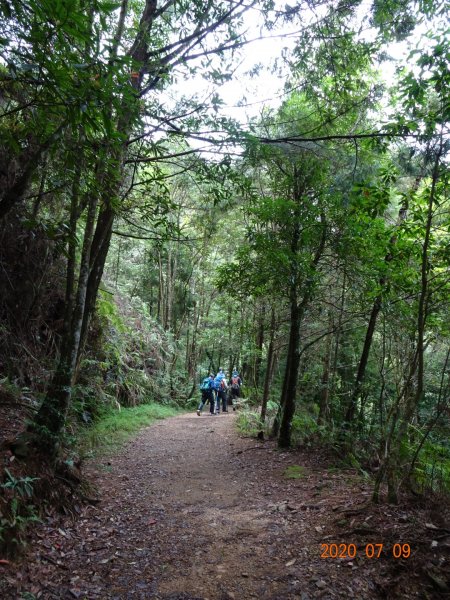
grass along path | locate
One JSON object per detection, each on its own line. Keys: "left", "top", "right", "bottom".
{"left": 78, "top": 403, "right": 180, "bottom": 457}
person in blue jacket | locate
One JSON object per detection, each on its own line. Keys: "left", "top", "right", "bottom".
{"left": 197, "top": 373, "right": 215, "bottom": 416}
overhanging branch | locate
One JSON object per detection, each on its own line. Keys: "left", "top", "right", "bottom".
{"left": 259, "top": 132, "right": 424, "bottom": 144}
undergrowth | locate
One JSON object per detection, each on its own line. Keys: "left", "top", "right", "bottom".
{"left": 0, "top": 470, "right": 40, "bottom": 557}
{"left": 235, "top": 399, "right": 278, "bottom": 438}
{"left": 71, "top": 288, "right": 188, "bottom": 430}
{"left": 235, "top": 399, "right": 326, "bottom": 444}
{"left": 412, "top": 439, "right": 450, "bottom": 495}
{"left": 235, "top": 401, "right": 450, "bottom": 499}
{"left": 235, "top": 408, "right": 263, "bottom": 437}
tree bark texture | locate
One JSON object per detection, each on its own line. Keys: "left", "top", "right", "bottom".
{"left": 261, "top": 307, "right": 276, "bottom": 423}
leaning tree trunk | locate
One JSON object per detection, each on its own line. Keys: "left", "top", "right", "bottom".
{"left": 76, "top": 203, "right": 115, "bottom": 368}
{"left": 32, "top": 192, "right": 98, "bottom": 449}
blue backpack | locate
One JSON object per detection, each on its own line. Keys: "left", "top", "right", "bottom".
{"left": 213, "top": 375, "right": 222, "bottom": 390}
{"left": 200, "top": 377, "right": 211, "bottom": 390}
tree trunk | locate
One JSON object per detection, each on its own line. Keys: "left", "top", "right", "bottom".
{"left": 164, "top": 247, "right": 172, "bottom": 330}
{"left": 76, "top": 204, "right": 115, "bottom": 367}
{"left": 271, "top": 319, "right": 292, "bottom": 438}
{"left": 261, "top": 307, "right": 276, "bottom": 423}
{"left": 254, "top": 304, "right": 265, "bottom": 389}
{"left": 344, "top": 295, "right": 382, "bottom": 425}
{"left": 329, "top": 269, "right": 346, "bottom": 418}
{"left": 157, "top": 250, "right": 163, "bottom": 323}
{"left": 318, "top": 314, "right": 333, "bottom": 426}
{"left": 278, "top": 299, "right": 301, "bottom": 448}
{"left": 277, "top": 203, "right": 327, "bottom": 448}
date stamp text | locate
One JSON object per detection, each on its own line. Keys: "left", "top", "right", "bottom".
{"left": 320, "top": 543, "right": 411, "bottom": 559}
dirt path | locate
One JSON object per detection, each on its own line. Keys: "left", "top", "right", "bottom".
{"left": 2, "top": 412, "right": 446, "bottom": 599}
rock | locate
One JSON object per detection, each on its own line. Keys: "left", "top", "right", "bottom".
{"left": 315, "top": 580, "right": 327, "bottom": 590}
{"left": 285, "top": 558, "right": 296, "bottom": 567}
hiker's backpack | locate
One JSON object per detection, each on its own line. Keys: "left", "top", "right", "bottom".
{"left": 213, "top": 375, "right": 222, "bottom": 390}
{"left": 220, "top": 378, "right": 227, "bottom": 390}
{"left": 200, "top": 377, "right": 211, "bottom": 390}
{"left": 231, "top": 376, "right": 240, "bottom": 390}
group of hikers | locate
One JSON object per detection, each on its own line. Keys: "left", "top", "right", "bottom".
{"left": 197, "top": 368, "right": 243, "bottom": 416}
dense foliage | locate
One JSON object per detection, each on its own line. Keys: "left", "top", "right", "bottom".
{"left": 0, "top": 0, "right": 449, "bottom": 520}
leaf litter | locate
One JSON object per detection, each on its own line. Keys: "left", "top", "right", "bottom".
{"left": 0, "top": 412, "right": 448, "bottom": 599}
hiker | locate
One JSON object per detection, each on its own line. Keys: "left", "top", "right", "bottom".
{"left": 214, "top": 368, "right": 228, "bottom": 413}
{"left": 197, "top": 373, "right": 215, "bottom": 416}
{"left": 229, "top": 370, "right": 242, "bottom": 410}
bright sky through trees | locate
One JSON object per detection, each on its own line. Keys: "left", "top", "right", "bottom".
{"left": 160, "top": 0, "right": 438, "bottom": 151}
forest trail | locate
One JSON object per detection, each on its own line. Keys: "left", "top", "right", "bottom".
{"left": 2, "top": 413, "right": 440, "bottom": 599}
